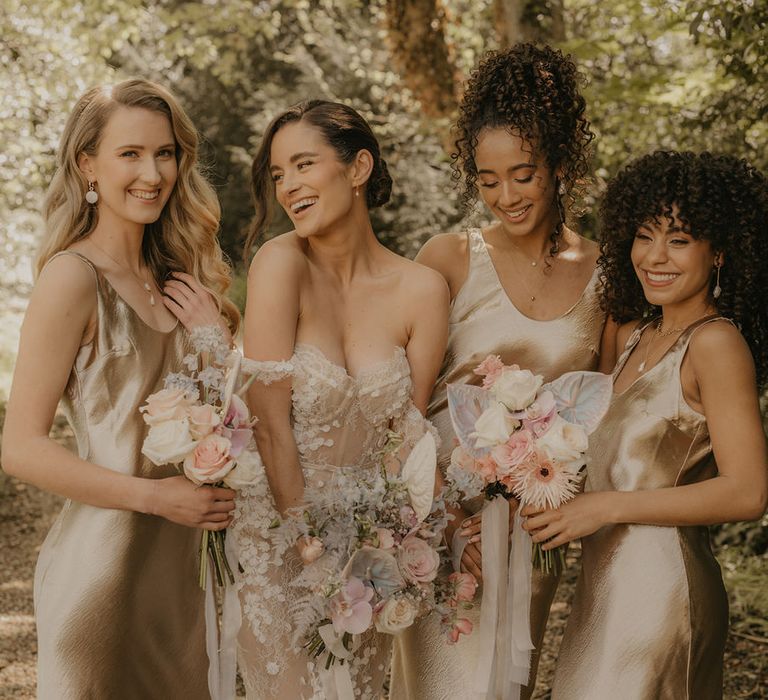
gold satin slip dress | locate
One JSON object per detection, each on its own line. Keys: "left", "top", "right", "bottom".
{"left": 390, "top": 229, "right": 605, "bottom": 699}
{"left": 551, "top": 317, "right": 729, "bottom": 700}
{"left": 33, "top": 251, "right": 210, "bottom": 700}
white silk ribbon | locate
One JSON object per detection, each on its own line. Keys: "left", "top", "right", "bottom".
{"left": 467, "top": 497, "right": 534, "bottom": 700}
{"left": 204, "top": 533, "right": 241, "bottom": 700}
{"left": 317, "top": 624, "right": 356, "bottom": 700}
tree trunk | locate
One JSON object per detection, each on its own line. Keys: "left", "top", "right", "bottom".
{"left": 384, "top": 0, "right": 458, "bottom": 119}
{"left": 494, "top": 0, "right": 566, "bottom": 47}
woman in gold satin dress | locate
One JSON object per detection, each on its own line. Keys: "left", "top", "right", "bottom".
{"left": 523, "top": 151, "right": 768, "bottom": 699}
{"left": 390, "top": 44, "right": 616, "bottom": 699}
{"left": 1, "top": 80, "right": 239, "bottom": 699}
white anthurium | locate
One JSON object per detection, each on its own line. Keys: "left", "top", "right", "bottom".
{"left": 400, "top": 432, "right": 437, "bottom": 522}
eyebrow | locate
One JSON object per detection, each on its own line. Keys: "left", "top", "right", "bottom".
{"left": 270, "top": 151, "right": 320, "bottom": 172}
{"left": 477, "top": 163, "right": 537, "bottom": 175}
{"left": 114, "top": 143, "right": 176, "bottom": 151}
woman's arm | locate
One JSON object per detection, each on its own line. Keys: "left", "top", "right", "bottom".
{"left": 1, "top": 255, "right": 232, "bottom": 529}
{"left": 597, "top": 316, "right": 620, "bottom": 373}
{"left": 162, "top": 271, "right": 233, "bottom": 343}
{"left": 523, "top": 322, "right": 768, "bottom": 548}
{"left": 243, "top": 240, "right": 305, "bottom": 516}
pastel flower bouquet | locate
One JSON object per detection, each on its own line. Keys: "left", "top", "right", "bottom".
{"left": 140, "top": 325, "right": 258, "bottom": 589}
{"left": 447, "top": 355, "right": 612, "bottom": 572}
{"left": 445, "top": 356, "right": 611, "bottom": 698}
{"left": 270, "top": 431, "right": 478, "bottom": 679}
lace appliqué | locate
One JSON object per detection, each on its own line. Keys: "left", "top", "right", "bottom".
{"left": 234, "top": 344, "right": 433, "bottom": 699}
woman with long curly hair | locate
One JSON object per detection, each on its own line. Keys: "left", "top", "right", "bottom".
{"left": 523, "top": 151, "right": 768, "bottom": 699}
{"left": 391, "top": 43, "right": 616, "bottom": 699}
{"left": 2, "top": 79, "right": 239, "bottom": 699}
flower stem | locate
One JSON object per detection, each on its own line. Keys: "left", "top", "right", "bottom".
{"left": 199, "top": 529, "right": 209, "bottom": 590}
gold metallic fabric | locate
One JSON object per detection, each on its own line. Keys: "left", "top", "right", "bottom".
{"left": 33, "top": 251, "right": 209, "bottom": 700}
{"left": 390, "top": 230, "right": 605, "bottom": 699}
{"left": 551, "top": 317, "right": 729, "bottom": 700}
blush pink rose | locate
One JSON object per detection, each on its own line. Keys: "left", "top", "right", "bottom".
{"left": 399, "top": 535, "right": 440, "bottom": 583}
{"left": 473, "top": 454, "right": 501, "bottom": 482}
{"left": 140, "top": 387, "right": 195, "bottom": 425}
{"left": 330, "top": 577, "right": 374, "bottom": 635}
{"left": 376, "top": 528, "right": 395, "bottom": 550}
{"left": 473, "top": 355, "right": 506, "bottom": 388}
{"left": 491, "top": 429, "right": 535, "bottom": 475}
{"left": 188, "top": 404, "right": 221, "bottom": 440}
{"left": 183, "top": 434, "right": 235, "bottom": 484}
{"left": 299, "top": 536, "right": 325, "bottom": 564}
{"left": 448, "top": 572, "right": 478, "bottom": 603}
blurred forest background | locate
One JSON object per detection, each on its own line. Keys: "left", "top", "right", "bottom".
{"left": 1, "top": 0, "right": 767, "bottom": 696}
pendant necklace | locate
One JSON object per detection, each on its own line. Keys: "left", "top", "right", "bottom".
{"left": 637, "top": 319, "right": 687, "bottom": 373}
{"left": 506, "top": 245, "right": 553, "bottom": 303}
{"left": 90, "top": 239, "right": 157, "bottom": 306}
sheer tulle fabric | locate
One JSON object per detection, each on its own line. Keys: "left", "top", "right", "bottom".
{"left": 233, "top": 345, "right": 434, "bottom": 699}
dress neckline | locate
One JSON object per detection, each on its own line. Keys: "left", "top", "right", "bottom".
{"left": 293, "top": 342, "right": 408, "bottom": 382}
{"left": 60, "top": 250, "right": 179, "bottom": 335}
{"left": 472, "top": 229, "right": 598, "bottom": 323}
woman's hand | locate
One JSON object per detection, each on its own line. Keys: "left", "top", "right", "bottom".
{"left": 163, "top": 271, "right": 230, "bottom": 340}
{"left": 454, "top": 499, "right": 519, "bottom": 582}
{"left": 149, "top": 475, "right": 236, "bottom": 530}
{"left": 521, "top": 492, "right": 616, "bottom": 550}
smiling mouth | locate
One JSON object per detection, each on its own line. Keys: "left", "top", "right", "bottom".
{"left": 643, "top": 270, "right": 679, "bottom": 285}
{"left": 291, "top": 197, "right": 318, "bottom": 214}
{"left": 500, "top": 204, "right": 532, "bottom": 221}
{"left": 128, "top": 190, "right": 160, "bottom": 201}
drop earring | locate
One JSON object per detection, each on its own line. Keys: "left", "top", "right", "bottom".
{"left": 558, "top": 180, "right": 566, "bottom": 196}
{"left": 713, "top": 263, "right": 722, "bottom": 300}
{"left": 85, "top": 181, "right": 99, "bottom": 204}
{"left": 355, "top": 186, "right": 360, "bottom": 198}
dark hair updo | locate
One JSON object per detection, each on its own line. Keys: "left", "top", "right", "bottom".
{"left": 599, "top": 150, "right": 768, "bottom": 388}
{"left": 245, "top": 99, "right": 392, "bottom": 256}
{"left": 454, "top": 42, "right": 594, "bottom": 251}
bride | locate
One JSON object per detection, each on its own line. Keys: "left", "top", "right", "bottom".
{"left": 231, "top": 99, "right": 449, "bottom": 699}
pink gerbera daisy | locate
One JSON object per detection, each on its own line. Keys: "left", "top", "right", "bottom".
{"left": 509, "top": 451, "right": 581, "bottom": 510}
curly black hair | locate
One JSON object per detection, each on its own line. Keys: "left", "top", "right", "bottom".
{"left": 598, "top": 150, "right": 768, "bottom": 388}
{"left": 452, "top": 43, "right": 594, "bottom": 256}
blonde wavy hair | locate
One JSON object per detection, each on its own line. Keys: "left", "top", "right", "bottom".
{"left": 38, "top": 78, "right": 239, "bottom": 333}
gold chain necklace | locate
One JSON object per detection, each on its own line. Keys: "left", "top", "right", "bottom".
{"left": 636, "top": 319, "right": 693, "bottom": 373}
{"left": 503, "top": 245, "right": 555, "bottom": 303}
{"left": 90, "top": 239, "right": 157, "bottom": 306}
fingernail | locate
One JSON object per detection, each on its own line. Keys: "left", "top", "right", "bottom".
{"left": 469, "top": 535, "right": 480, "bottom": 543}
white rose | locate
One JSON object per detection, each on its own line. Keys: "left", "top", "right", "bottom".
{"left": 538, "top": 416, "right": 589, "bottom": 464}
{"left": 142, "top": 419, "right": 198, "bottom": 465}
{"left": 491, "top": 368, "right": 544, "bottom": 411}
{"left": 223, "top": 447, "right": 262, "bottom": 490}
{"left": 374, "top": 597, "right": 418, "bottom": 634}
{"left": 140, "top": 388, "right": 195, "bottom": 426}
{"left": 471, "top": 403, "right": 517, "bottom": 447}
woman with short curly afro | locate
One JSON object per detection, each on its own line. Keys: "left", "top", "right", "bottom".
{"left": 391, "top": 44, "right": 618, "bottom": 700}
{"left": 523, "top": 151, "right": 768, "bottom": 699}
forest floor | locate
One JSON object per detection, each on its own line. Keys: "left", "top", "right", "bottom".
{"left": 0, "top": 415, "right": 765, "bottom": 699}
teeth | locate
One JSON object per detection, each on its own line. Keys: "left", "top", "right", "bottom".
{"left": 647, "top": 272, "right": 678, "bottom": 281}
{"left": 503, "top": 205, "right": 530, "bottom": 218}
{"left": 129, "top": 190, "right": 159, "bottom": 200}
{"left": 291, "top": 197, "right": 317, "bottom": 213}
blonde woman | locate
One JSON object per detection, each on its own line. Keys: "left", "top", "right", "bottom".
{"left": 2, "top": 79, "right": 239, "bottom": 699}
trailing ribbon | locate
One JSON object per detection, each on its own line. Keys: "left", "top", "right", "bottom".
{"left": 454, "top": 497, "right": 533, "bottom": 700}
{"left": 317, "top": 624, "right": 356, "bottom": 700}
{"left": 204, "top": 533, "right": 241, "bottom": 700}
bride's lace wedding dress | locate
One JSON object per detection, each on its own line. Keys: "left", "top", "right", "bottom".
{"left": 232, "top": 343, "right": 434, "bottom": 699}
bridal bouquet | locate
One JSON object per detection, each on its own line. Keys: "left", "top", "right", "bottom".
{"left": 447, "top": 355, "right": 612, "bottom": 573}
{"left": 139, "top": 325, "right": 257, "bottom": 589}
{"left": 270, "top": 431, "right": 478, "bottom": 674}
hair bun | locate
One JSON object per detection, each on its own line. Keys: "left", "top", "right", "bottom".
{"left": 367, "top": 156, "right": 392, "bottom": 208}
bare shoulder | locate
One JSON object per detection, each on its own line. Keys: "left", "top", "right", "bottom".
{"left": 247, "top": 232, "right": 306, "bottom": 281}
{"left": 689, "top": 319, "right": 753, "bottom": 369}
{"left": 396, "top": 254, "right": 450, "bottom": 306}
{"left": 34, "top": 252, "right": 97, "bottom": 306}
{"left": 564, "top": 230, "right": 600, "bottom": 266}
{"left": 415, "top": 232, "right": 467, "bottom": 272}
